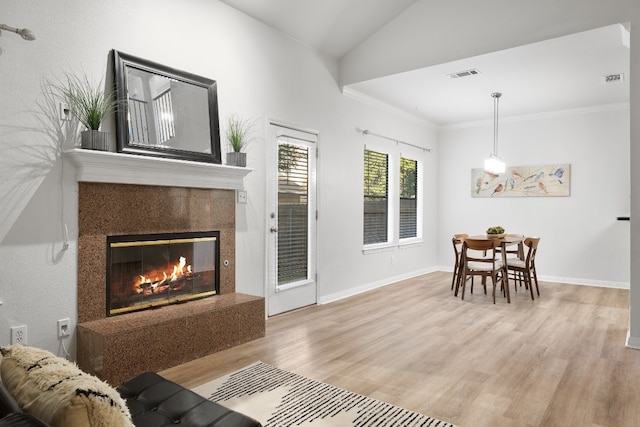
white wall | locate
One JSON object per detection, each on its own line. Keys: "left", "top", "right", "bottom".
{"left": 438, "top": 106, "right": 630, "bottom": 287}
{"left": 316, "top": 99, "right": 438, "bottom": 303}
{"left": 0, "top": 0, "right": 436, "bottom": 356}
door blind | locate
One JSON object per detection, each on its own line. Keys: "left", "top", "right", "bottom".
{"left": 278, "top": 142, "right": 309, "bottom": 285}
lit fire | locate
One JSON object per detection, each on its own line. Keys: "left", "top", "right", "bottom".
{"left": 136, "top": 256, "right": 193, "bottom": 295}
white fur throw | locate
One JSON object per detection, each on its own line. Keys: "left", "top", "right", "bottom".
{"left": 0, "top": 345, "right": 134, "bottom": 427}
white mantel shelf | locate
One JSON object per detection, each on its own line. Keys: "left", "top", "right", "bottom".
{"left": 64, "top": 149, "right": 251, "bottom": 190}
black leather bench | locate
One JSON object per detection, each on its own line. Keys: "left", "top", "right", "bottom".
{"left": 0, "top": 414, "right": 48, "bottom": 427}
{"left": 117, "top": 372, "right": 262, "bottom": 427}
{"left": 0, "top": 371, "right": 261, "bottom": 427}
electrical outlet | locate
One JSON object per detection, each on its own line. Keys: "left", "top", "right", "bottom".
{"left": 58, "top": 318, "right": 70, "bottom": 338}
{"left": 11, "top": 325, "right": 27, "bottom": 345}
{"left": 59, "top": 102, "right": 71, "bottom": 121}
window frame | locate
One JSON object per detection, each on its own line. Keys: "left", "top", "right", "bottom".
{"left": 363, "top": 143, "right": 396, "bottom": 252}
{"left": 398, "top": 153, "right": 423, "bottom": 246}
{"left": 362, "top": 141, "right": 424, "bottom": 254}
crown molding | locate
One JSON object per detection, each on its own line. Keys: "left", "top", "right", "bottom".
{"left": 440, "top": 102, "right": 630, "bottom": 131}
{"left": 341, "top": 86, "right": 438, "bottom": 129}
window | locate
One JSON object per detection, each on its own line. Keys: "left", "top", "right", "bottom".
{"left": 399, "top": 157, "right": 418, "bottom": 239}
{"left": 363, "top": 149, "right": 389, "bottom": 245}
{"left": 363, "top": 146, "right": 423, "bottom": 250}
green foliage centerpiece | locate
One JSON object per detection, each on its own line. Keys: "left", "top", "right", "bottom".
{"left": 486, "top": 226, "right": 505, "bottom": 238}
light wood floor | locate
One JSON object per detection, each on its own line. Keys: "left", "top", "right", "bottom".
{"left": 160, "top": 271, "right": 640, "bottom": 427}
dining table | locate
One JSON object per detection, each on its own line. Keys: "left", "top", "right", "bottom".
{"left": 465, "top": 234, "right": 525, "bottom": 303}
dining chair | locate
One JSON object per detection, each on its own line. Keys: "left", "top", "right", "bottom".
{"left": 499, "top": 233, "right": 525, "bottom": 291}
{"left": 450, "top": 233, "right": 469, "bottom": 291}
{"left": 457, "top": 238, "right": 506, "bottom": 304}
{"left": 496, "top": 233, "right": 524, "bottom": 259}
{"left": 505, "top": 237, "right": 540, "bottom": 300}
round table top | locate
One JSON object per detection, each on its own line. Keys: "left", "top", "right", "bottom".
{"left": 468, "top": 234, "right": 524, "bottom": 243}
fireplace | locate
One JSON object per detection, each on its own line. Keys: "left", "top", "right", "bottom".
{"left": 106, "top": 231, "right": 220, "bottom": 316}
{"left": 76, "top": 182, "right": 264, "bottom": 385}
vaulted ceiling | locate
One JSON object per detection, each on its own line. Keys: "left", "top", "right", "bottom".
{"left": 220, "top": 0, "right": 629, "bottom": 126}
{"left": 220, "top": 0, "right": 420, "bottom": 58}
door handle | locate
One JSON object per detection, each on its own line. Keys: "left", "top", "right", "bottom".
{"left": 270, "top": 227, "right": 278, "bottom": 233}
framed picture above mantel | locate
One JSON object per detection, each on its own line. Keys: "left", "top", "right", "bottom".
{"left": 471, "top": 164, "right": 571, "bottom": 197}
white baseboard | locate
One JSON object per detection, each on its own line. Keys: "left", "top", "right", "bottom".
{"left": 626, "top": 330, "right": 640, "bottom": 350}
{"left": 437, "top": 266, "right": 629, "bottom": 289}
{"left": 318, "top": 267, "right": 438, "bottom": 305}
{"left": 318, "top": 267, "right": 629, "bottom": 307}
{"left": 539, "top": 275, "right": 628, "bottom": 289}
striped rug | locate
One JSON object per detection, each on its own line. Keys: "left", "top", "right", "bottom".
{"left": 192, "top": 361, "right": 455, "bottom": 427}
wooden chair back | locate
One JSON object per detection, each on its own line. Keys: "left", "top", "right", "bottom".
{"left": 497, "top": 233, "right": 525, "bottom": 259}
{"left": 452, "top": 233, "right": 468, "bottom": 259}
{"left": 523, "top": 237, "right": 540, "bottom": 267}
{"left": 460, "top": 238, "right": 504, "bottom": 303}
{"left": 451, "top": 233, "right": 469, "bottom": 290}
{"left": 462, "top": 238, "right": 499, "bottom": 263}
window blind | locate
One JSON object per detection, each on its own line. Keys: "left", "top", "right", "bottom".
{"left": 399, "top": 157, "right": 418, "bottom": 239}
{"left": 364, "top": 149, "right": 389, "bottom": 245}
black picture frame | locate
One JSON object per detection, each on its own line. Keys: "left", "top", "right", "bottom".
{"left": 113, "top": 50, "right": 222, "bottom": 164}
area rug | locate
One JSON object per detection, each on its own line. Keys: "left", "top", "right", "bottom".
{"left": 192, "top": 361, "right": 455, "bottom": 427}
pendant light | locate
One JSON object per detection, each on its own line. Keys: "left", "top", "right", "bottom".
{"left": 484, "top": 92, "right": 505, "bottom": 174}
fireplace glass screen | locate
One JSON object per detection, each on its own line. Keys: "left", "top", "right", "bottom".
{"left": 107, "top": 231, "right": 220, "bottom": 316}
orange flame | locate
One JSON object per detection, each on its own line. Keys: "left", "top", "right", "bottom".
{"left": 135, "top": 256, "right": 192, "bottom": 294}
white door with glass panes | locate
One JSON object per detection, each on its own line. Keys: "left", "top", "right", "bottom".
{"left": 266, "top": 121, "right": 317, "bottom": 316}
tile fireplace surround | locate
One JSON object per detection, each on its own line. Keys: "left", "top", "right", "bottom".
{"left": 69, "top": 150, "right": 264, "bottom": 385}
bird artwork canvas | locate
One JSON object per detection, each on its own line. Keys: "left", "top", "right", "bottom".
{"left": 471, "top": 164, "right": 571, "bottom": 197}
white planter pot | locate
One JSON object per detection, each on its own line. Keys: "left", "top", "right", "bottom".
{"left": 81, "top": 130, "right": 110, "bottom": 151}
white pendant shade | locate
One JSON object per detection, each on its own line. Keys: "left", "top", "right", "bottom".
{"left": 484, "top": 155, "right": 505, "bottom": 174}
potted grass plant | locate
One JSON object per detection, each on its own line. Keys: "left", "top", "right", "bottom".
{"left": 58, "top": 73, "right": 117, "bottom": 151}
{"left": 225, "top": 115, "right": 255, "bottom": 167}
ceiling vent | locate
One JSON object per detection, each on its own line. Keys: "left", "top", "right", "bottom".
{"left": 448, "top": 69, "right": 481, "bottom": 79}
{"left": 603, "top": 73, "right": 624, "bottom": 84}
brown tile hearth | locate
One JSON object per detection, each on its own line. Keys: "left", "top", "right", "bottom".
{"left": 76, "top": 182, "right": 265, "bottom": 384}
{"left": 77, "top": 293, "right": 264, "bottom": 385}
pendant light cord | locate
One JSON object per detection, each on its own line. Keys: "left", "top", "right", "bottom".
{"left": 492, "top": 92, "right": 501, "bottom": 157}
